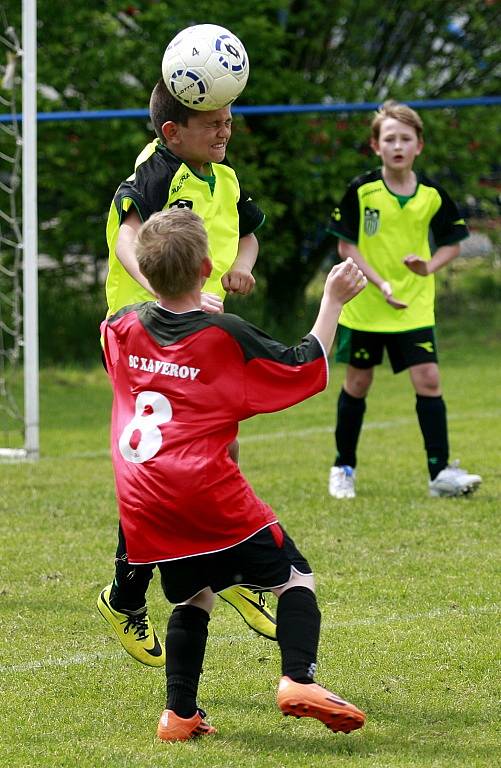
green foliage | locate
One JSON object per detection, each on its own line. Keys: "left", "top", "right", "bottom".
{"left": 0, "top": 0, "right": 499, "bottom": 357}
{"left": 37, "top": 269, "right": 105, "bottom": 365}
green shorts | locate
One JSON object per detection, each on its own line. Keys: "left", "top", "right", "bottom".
{"left": 335, "top": 325, "right": 438, "bottom": 374}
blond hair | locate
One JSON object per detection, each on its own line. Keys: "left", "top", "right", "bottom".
{"left": 371, "top": 100, "right": 423, "bottom": 141}
{"left": 136, "top": 208, "right": 208, "bottom": 297}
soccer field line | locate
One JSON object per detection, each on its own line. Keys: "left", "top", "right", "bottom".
{"left": 239, "top": 408, "right": 501, "bottom": 445}
{"left": 1, "top": 603, "right": 498, "bottom": 675}
{"left": 43, "top": 408, "right": 501, "bottom": 460}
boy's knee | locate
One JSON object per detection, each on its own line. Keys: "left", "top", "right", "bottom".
{"left": 410, "top": 363, "right": 441, "bottom": 395}
{"left": 272, "top": 571, "right": 315, "bottom": 597}
{"left": 345, "top": 366, "right": 373, "bottom": 398}
{"left": 183, "top": 587, "right": 215, "bottom": 613}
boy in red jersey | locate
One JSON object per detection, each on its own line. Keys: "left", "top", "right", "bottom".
{"left": 98, "top": 79, "right": 275, "bottom": 662}
{"left": 102, "top": 207, "right": 367, "bottom": 741}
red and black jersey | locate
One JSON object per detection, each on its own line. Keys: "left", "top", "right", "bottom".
{"left": 102, "top": 303, "right": 328, "bottom": 564}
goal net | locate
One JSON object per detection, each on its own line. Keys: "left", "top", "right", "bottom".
{"left": 0, "top": 2, "right": 39, "bottom": 460}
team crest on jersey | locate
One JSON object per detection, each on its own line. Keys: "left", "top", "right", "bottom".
{"left": 169, "top": 199, "right": 193, "bottom": 210}
{"left": 364, "top": 207, "right": 380, "bottom": 236}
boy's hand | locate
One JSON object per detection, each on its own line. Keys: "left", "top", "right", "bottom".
{"left": 310, "top": 259, "right": 366, "bottom": 353}
{"left": 201, "top": 292, "right": 224, "bottom": 314}
{"left": 221, "top": 267, "right": 256, "bottom": 296}
{"left": 403, "top": 254, "right": 429, "bottom": 276}
{"left": 380, "top": 280, "right": 408, "bottom": 309}
{"left": 325, "top": 258, "right": 367, "bottom": 305}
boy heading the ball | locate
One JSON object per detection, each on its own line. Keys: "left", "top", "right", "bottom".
{"left": 98, "top": 79, "right": 275, "bottom": 666}
{"left": 327, "top": 100, "right": 482, "bottom": 500}
{"left": 101, "top": 206, "right": 367, "bottom": 741}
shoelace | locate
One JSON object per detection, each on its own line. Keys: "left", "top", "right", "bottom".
{"left": 338, "top": 474, "right": 353, "bottom": 490}
{"left": 447, "top": 459, "right": 466, "bottom": 476}
{"left": 252, "top": 590, "right": 276, "bottom": 622}
{"left": 120, "top": 611, "right": 149, "bottom": 640}
{"left": 194, "top": 708, "right": 212, "bottom": 734}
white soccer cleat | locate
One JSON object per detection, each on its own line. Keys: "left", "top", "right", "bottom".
{"left": 328, "top": 465, "right": 356, "bottom": 499}
{"left": 429, "top": 460, "right": 482, "bottom": 497}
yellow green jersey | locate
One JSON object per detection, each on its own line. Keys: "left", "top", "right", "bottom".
{"left": 328, "top": 169, "right": 468, "bottom": 332}
{"left": 105, "top": 140, "right": 265, "bottom": 316}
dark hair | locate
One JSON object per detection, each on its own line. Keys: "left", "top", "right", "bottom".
{"left": 149, "top": 78, "right": 197, "bottom": 140}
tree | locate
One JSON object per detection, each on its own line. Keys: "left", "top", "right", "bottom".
{"left": 230, "top": 0, "right": 501, "bottom": 323}
{"left": 1, "top": 0, "right": 499, "bottom": 355}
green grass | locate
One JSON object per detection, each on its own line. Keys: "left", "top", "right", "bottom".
{"left": 0, "top": 341, "right": 500, "bottom": 766}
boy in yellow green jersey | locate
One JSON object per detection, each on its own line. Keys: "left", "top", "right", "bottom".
{"left": 327, "top": 100, "right": 481, "bottom": 500}
{"left": 98, "top": 79, "right": 276, "bottom": 667}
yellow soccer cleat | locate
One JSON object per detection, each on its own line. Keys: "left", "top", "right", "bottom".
{"left": 97, "top": 584, "right": 165, "bottom": 667}
{"left": 218, "top": 586, "right": 276, "bottom": 640}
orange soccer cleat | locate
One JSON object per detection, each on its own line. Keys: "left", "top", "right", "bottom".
{"left": 277, "top": 676, "right": 366, "bottom": 734}
{"left": 157, "top": 708, "right": 216, "bottom": 742}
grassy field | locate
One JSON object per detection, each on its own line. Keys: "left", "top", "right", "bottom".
{"left": 0, "top": 336, "right": 500, "bottom": 767}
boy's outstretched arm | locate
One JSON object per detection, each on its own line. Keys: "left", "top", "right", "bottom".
{"left": 221, "top": 233, "right": 258, "bottom": 295}
{"left": 338, "top": 240, "right": 407, "bottom": 309}
{"left": 403, "top": 243, "right": 460, "bottom": 276}
{"left": 311, "top": 258, "right": 367, "bottom": 354}
{"left": 116, "top": 209, "right": 155, "bottom": 295}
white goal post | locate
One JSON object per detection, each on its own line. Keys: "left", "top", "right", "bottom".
{"left": 21, "top": 0, "right": 39, "bottom": 459}
{"left": 0, "top": 0, "right": 39, "bottom": 460}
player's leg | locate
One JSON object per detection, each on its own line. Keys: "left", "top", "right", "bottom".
{"left": 237, "top": 525, "right": 365, "bottom": 732}
{"left": 97, "top": 522, "right": 165, "bottom": 666}
{"left": 409, "top": 359, "right": 448, "bottom": 477}
{"left": 335, "top": 363, "right": 373, "bottom": 464}
{"left": 389, "top": 327, "right": 481, "bottom": 496}
{"left": 218, "top": 437, "right": 277, "bottom": 639}
{"left": 273, "top": 572, "right": 365, "bottom": 733}
{"left": 157, "top": 570, "right": 217, "bottom": 742}
{"left": 410, "top": 361, "right": 482, "bottom": 496}
{"left": 329, "top": 327, "right": 382, "bottom": 498}
{"left": 330, "top": 371, "right": 370, "bottom": 498}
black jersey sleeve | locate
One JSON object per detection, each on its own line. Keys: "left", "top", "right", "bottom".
{"left": 429, "top": 182, "right": 469, "bottom": 246}
{"left": 237, "top": 186, "right": 265, "bottom": 236}
{"left": 213, "top": 313, "right": 322, "bottom": 365}
{"left": 211, "top": 314, "right": 328, "bottom": 416}
{"left": 327, "top": 180, "right": 360, "bottom": 244}
{"left": 113, "top": 147, "right": 178, "bottom": 225}
{"left": 112, "top": 179, "right": 151, "bottom": 225}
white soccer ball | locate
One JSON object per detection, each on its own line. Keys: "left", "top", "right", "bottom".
{"left": 162, "top": 24, "right": 249, "bottom": 111}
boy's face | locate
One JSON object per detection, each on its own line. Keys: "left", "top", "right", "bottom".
{"left": 162, "top": 105, "right": 232, "bottom": 172}
{"left": 371, "top": 117, "right": 423, "bottom": 173}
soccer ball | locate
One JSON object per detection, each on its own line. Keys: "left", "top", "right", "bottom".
{"left": 162, "top": 24, "right": 249, "bottom": 111}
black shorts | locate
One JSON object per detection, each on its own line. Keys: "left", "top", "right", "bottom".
{"left": 156, "top": 523, "right": 311, "bottom": 604}
{"left": 335, "top": 325, "right": 438, "bottom": 374}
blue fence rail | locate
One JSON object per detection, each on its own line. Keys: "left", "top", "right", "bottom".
{"left": 1, "top": 96, "right": 500, "bottom": 123}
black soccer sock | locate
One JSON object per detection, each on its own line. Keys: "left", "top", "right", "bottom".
{"left": 277, "top": 586, "right": 321, "bottom": 684}
{"left": 109, "top": 523, "right": 154, "bottom": 612}
{"left": 166, "top": 605, "right": 210, "bottom": 718}
{"left": 334, "top": 388, "right": 366, "bottom": 468}
{"left": 415, "top": 394, "right": 449, "bottom": 480}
